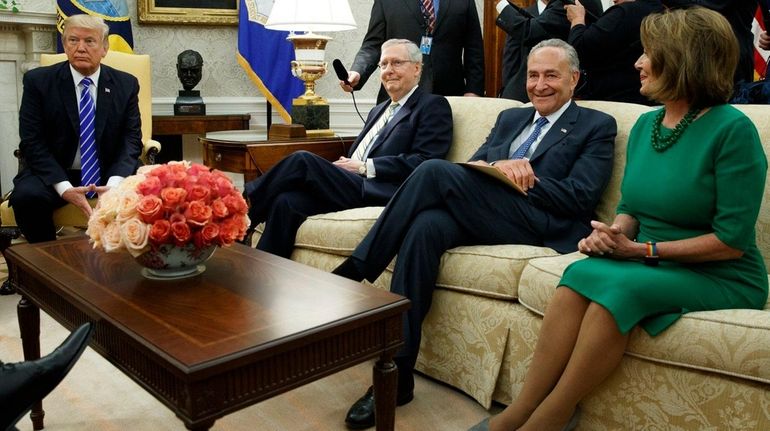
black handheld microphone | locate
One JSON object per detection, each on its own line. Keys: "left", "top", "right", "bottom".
{"left": 333, "top": 59, "right": 351, "bottom": 86}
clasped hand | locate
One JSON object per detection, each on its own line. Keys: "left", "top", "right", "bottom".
{"left": 62, "top": 184, "right": 109, "bottom": 218}
{"left": 469, "top": 159, "right": 538, "bottom": 192}
{"left": 578, "top": 220, "right": 638, "bottom": 259}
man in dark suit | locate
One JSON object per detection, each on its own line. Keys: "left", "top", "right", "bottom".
{"left": 334, "top": 39, "right": 617, "bottom": 429}
{"left": 339, "top": 0, "right": 485, "bottom": 102}
{"left": 497, "top": 0, "right": 604, "bottom": 101}
{"left": 500, "top": 0, "right": 544, "bottom": 95}
{"left": 243, "top": 39, "right": 453, "bottom": 258}
{"left": 11, "top": 14, "right": 142, "bottom": 243}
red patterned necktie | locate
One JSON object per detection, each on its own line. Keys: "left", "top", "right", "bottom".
{"left": 422, "top": 0, "right": 436, "bottom": 34}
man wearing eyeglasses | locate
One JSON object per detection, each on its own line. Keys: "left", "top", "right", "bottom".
{"left": 242, "top": 39, "right": 452, "bottom": 258}
{"left": 11, "top": 14, "right": 142, "bottom": 243}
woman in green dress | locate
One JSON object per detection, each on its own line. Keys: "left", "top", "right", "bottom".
{"left": 470, "top": 7, "right": 768, "bottom": 431}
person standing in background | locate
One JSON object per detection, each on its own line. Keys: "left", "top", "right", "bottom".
{"left": 339, "top": 0, "right": 485, "bottom": 103}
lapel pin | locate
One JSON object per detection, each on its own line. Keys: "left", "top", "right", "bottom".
{"left": 105, "top": 88, "right": 111, "bottom": 93}
{"left": 560, "top": 128, "right": 567, "bottom": 133}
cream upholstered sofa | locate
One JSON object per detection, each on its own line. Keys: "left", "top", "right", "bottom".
{"left": 255, "top": 98, "right": 770, "bottom": 429}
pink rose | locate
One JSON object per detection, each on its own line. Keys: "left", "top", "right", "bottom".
{"left": 188, "top": 163, "right": 210, "bottom": 176}
{"left": 120, "top": 217, "right": 150, "bottom": 257}
{"left": 136, "top": 176, "right": 162, "bottom": 197}
{"left": 213, "top": 172, "right": 235, "bottom": 196}
{"left": 161, "top": 187, "right": 187, "bottom": 210}
{"left": 218, "top": 217, "right": 243, "bottom": 246}
{"left": 148, "top": 219, "right": 172, "bottom": 245}
{"left": 222, "top": 193, "right": 249, "bottom": 215}
{"left": 136, "top": 195, "right": 164, "bottom": 223}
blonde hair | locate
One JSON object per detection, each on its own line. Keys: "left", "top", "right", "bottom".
{"left": 640, "top": 7, "right": 738, "bottom": 107}
{"left": 63, "top": 14, "right": 110, "bottom": 44}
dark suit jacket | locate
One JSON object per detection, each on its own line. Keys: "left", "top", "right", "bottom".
{"left": 470, "top": 101, "right": 617, "bottom": 251}
{"left": 348, "top": 86, "right": 453, "bottom": 201}
{"left": 16, "top": 61, "right": 142, "bottom": 188}
{"left": 663, "top": 0, "right": 757, "bottom": 83}
{"left": 497, "top": 0, "right": 604, "bottom": 102}
{"left": 351, "top": 0, "right": 485, "bottom": 103}
{"left": 569, "top": 0, "right": 664, "bottom": 104}
{"left": 501, "top": 2, "right": 540, "bottom": 93}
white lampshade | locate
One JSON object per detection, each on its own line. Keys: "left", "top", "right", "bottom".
{"left": 265, "top": 0, "right": 357, "bottom": 32}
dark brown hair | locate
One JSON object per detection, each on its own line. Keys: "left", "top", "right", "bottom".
{"left": 640, "top": 7, "right": 738, "bottom": 107}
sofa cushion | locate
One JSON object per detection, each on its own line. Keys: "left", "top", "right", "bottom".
{"left": 436, "top": 245, "right": 559, "bottom": 300}
{"left": 444, "top": 97, "right": 524, "bottom": 163}
{"left": 519, "top": 254, "right": 770, "bottom": 385}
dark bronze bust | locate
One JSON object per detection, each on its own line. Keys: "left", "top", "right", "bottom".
{"left": 174, "top": 49, "right": 205, "bottom": 115}
{"left": 177, "top": 49, "right": 203, "bottom": 91}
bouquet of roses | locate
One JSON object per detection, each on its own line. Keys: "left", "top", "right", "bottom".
{"left": 86, "top": 161, "right": 250, "bottom": 257}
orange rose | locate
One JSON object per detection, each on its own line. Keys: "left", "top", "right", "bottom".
{"left": 136, "top": 195, "right": 164, "bottom": 223}
{"left": 161, "top": 187, "right": 187, "bottom": 210}
{"left": 171, "top": 220, "right": 192, "bottom": 246}
{"left": 186, "top": 184, "right": 210, "bottom": 202}
{"left": 184, "top": 200, "right": 213, "bottom": 227}
{"left": 218, "top": 217, "right": 243, "bottom": 246}
{"left": 194, "top": 222, "right": 220, "bottom": 248}
{"left": 222, "top": 193, "right": 248, "bottom": 215}
{"left": 211, "top": 198, "right": 229, "bottom": 219}
{"left": 148, "top": 219, "right": 172, "bottom": 245}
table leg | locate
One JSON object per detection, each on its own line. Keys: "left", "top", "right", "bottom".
{"left": 373, "top": 353, "right": 398, "bottom": 431}
{"left": 185, "top": 419, "right": 215, "bottom": 430}
{"left": 18, "top": 295, "right": 45, "bottom": 430}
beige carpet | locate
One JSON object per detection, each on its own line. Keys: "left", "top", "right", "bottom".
{"left": 0, "top": 244, "right": 499, "bottom": 431}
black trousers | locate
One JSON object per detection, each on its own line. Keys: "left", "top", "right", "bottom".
{"left": 9, "top": 169, "right": 83, "bottom": 243}
{"left": 244, "top": 151, "right": 382, "bottom": 258}
{"left": 350, "top": 159, "right": 550, "bottom": 367}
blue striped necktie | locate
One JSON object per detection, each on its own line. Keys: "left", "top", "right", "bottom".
{"left": 79, "top": 77, "right": 100, "bottom": 198}
{"left": 510, "top": 116, "right": 549, "bottom": 159}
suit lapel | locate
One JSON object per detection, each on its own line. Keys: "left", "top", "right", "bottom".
{"left": 495, "top": 108, "right": 534, "bottom": 161}
{"left": 367, "top": 88, "right": 422, "bottom": 155}
{"left": 530, "top": 101, "right": 578, "bottom": 162}
{"left": 347, "top": 101, "right": 390, "bottom": 157}
{"left": 95, "top": 65, "right": 112, "bottom": 149}
{"left": 58, "top": 63, "right": 80, "bottom": 134}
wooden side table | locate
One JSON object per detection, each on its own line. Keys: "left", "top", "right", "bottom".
{"left": 152, "top": 114, "right": 251, "bottom": 162}
{"left": 201, "top": 130, "right": 358, "bottom": 182}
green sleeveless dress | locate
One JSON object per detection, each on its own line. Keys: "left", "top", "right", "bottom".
{"left": 560, "top": 105, "right": 768, "bottom": 336}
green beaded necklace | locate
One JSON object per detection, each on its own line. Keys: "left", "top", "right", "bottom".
{"left": 651, "top": 107, "right": 700, "bottom": 152}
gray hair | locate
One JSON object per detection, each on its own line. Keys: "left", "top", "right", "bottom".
{"left": 529, "top": 39, "right": 580, "bottom": 73}
{"left": 381, "top": 39, "right": 423, "bottom": 64}
{"left": 63, "top": 14, "right": 110, "bottom": 43}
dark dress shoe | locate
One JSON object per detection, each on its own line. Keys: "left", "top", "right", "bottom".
{"left": 344, "top": 385, "right": 414, "bottom": 429}
{"left": 0, "top": 322, "right": 94, "bottom": 430}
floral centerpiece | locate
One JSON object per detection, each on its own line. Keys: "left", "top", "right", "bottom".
{"left": 86, "top": 161, "right": 250, "bottom": 278}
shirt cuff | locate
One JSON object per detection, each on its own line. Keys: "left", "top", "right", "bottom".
{"left": 496, "top": 0, "right": 508, "bottom": 14}
{"left": 54, "top": 181, "right": 75, "bottom": 197}
{"left": 106, "top": 176, "right": 123, "bottom": 188}
{"left": 365, "top": 159, "right": 376, "bottom": 178}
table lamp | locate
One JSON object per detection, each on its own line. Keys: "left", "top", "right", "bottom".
{"left": 266, "top": 0, "right": 357, "bottom": 137}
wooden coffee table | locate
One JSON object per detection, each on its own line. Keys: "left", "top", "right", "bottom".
{"left": 6, "top": 236, "right": 409, "bottom": 430}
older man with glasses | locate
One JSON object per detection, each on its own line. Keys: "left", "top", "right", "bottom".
{"left": 242, "top": 39, "right": 453, "bottom": 258}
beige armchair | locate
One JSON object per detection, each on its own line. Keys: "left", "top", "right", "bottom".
{"left": 0, "top": 51, "right": 161, "bottom": 293}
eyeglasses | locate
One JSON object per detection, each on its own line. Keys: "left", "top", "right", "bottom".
{"left": 378, "top": 59, "right": 414, "bottom": 70}
{"left": 65, "top": 37, "right": 100, "bottom": 49}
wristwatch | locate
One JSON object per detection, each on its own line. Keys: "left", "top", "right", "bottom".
{"left": 358, "top": 163, "right": 367, "bottom": 176}
{"left": 644, "top": 241, "right": 659, "bottom": 266}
